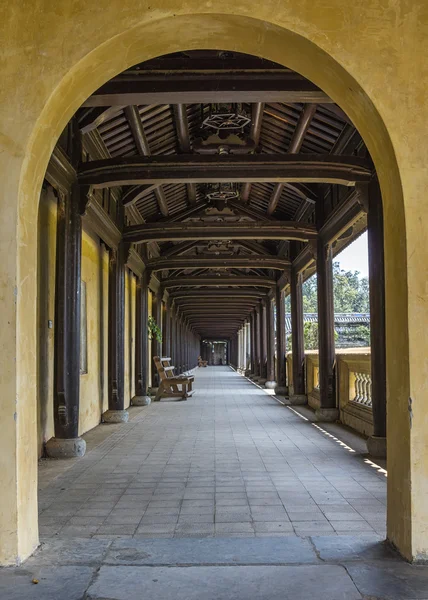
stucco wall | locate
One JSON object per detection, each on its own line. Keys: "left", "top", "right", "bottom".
{"left": 36, "top": 190, "right": 137, "bottom": 456}
{"left": 1, "top": 0, "right": 428, "bottom": 565}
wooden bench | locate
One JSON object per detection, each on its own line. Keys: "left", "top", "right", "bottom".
{"left": 198, "top": 356, "right": 208, "bottom": 367}
{"left": 153, "top": 356, "right": 194, "bottom": 401}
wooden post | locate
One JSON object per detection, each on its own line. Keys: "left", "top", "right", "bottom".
{"left": 316, "top": 238, "right": 337, "bottom": 421}
{"left": 275, "top": 286, "right": 287, "bottom": 394}
{"left": 366, "top": 179, "right": 387, "bottom": 457}
{"left": 104, "top": 239, "right": 130, "bottom": 422}
{"left": 250, "top": 312, "right": 256, "bottom": 375}
{"left": 266, "top": 298, "right": 276, "bottom": 388}
{"left": 255, "top": 305, "right": 262, "bottom": 378}
{"left": 259, "top": 300, "right": 268, "bottom": 383}
{"left": 47, "top": 185, "right": 88, "bottom": 457}
{"left": 162, "top": 297, "right": 171, "bottom": 358}
{"left": 290, "top": 267, "right": 306, "bottom": 404}
{"left": 132, "top": 269, "right": 151, "bottom": 406}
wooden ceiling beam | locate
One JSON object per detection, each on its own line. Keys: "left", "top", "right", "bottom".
{"left": 124, "top": 105, "right": 169, "bottom": 217}
{"left": 78, "top": 154, "right": 371, "bottom": 188}
{"left": 122, "top": 184, "right": 159, "bottom": 207}
{"left": 148, "top": 256, "right": 289, "bottom": 272}
{"left": 168, "top": 290, "right": 266, "bottom": 299}
{"left": 173, "top": 104, "right": 197, "bottom": 206}
{"left": 78, "top": 106, "right": 124, "bottom": 134}
{"left": 82, "top": 72, "right": 333, "bottom": 107}
{"left": 241, "top": 102, "right": 265, "bottom": 203}
{"left": 124, "top": 220, "right": 316, "bottom": 244}
{"left": 163, "top": 276, "right": 276, "bottom": 288}
{"left": 267, "top": 103, "right": 318, "bottom": 216}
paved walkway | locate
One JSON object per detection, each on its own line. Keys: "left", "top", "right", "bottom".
{"left": 5, "top": 368, "right": 428, "bottom": 599}
{"left": 38, "top": 366, "right": 386, "bottom": 540}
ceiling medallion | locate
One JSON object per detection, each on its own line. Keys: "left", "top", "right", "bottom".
{"left": 205, "top": 183, "right": 240, "bottom": 208}
{"left": 193, "top": 103, "right": 255, "bottom": 155}
{"left": 202, "top": 103, "right": 251, "bottom": 133}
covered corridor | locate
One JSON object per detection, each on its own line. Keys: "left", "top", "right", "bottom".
{"left": 6, "top": 368, "right": 428, "bottom": 599}
{"left": 37, "top": 367, "right": 386, "bottom": 540}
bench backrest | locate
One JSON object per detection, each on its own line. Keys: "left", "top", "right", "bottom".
{"left": 153, "top": 356, "right": 176, "bottom": 381}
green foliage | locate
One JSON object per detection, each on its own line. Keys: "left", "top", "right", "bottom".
{"left": 148, "top": 316, "right": 162, "bottom": 343}
{"left": 343, "top": 324, "right": 371, "bottom": 346}
{"left": 285, "top": 262, "right": 369, "bottom": 314}
{"left": 287, "top": 322, "right": 338, "bottom": 351}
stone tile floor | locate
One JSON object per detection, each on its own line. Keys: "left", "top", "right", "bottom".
{"left": 7, "top": 367, "right": 428, "bottom": 599}
{"left": 37, "top": 366, "right": 387, "bottom": 540}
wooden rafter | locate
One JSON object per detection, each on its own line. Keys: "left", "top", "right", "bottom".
{"left": 124, "top": 105, "right": 169, "bottom": 217}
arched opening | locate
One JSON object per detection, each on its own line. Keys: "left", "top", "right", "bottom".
{"left": 3, "top": 13, "right": 418, "bottom": 570}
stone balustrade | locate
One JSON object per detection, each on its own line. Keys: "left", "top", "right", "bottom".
{"left": 286, "top": 348, "right": 373, "bottom": 436}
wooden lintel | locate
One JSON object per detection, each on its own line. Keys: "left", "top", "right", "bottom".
{"left": 148, "top": 256, "right": 290, "bottom": 272}
{"left": 77, "top": 154, "right": 372, "bottom": 188}
{"left": 123, "top": 221, "right": 317, "bottom": 244}
{"left": 82, "top": 71, "right": 333, "bottom": 107}
{"left": 163, "top": 276, "right": 276, "bottom": 289}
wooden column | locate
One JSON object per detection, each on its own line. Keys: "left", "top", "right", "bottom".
{"left": 171, "top": 304, "right": 177, "bottom": 364}
{"left": 275, "top": 286, "right": 287, "bottom": 394}
{"left": 47, "top": 185, "right": 87, "bottom": 458}
{"left": 132, "top": 269, "right": 151, "bottom": 406}
{"left": 255, "top": 305, "right": 262, "bottom": 378}
{"left": 250, "top": 312, "right": 256, "bottom": 375}
{"left": 162, "top": 297, "right": 171, "bottom": 358}
{"left": 265, "top": 297, "right": 276, "bottom": 388}
{"left": 246, "top": 321, "right": 251, "bottom": 373}
{"left": 366, "top": 179, "right": 387, "bottom": 456}
{"left": 290, "top": 267, "right": 306, "bottom": 403}
{"left": 316, "top": 238, "right": 337, "bottom": 420}
{"left": 150, "top": 290, "right": 162, "bottom": 387}
{"left": 104, "top": 239, "right": 130, "bottom": 422}
{"left": 259, "top": 300, "right": 268, "bottom": 382}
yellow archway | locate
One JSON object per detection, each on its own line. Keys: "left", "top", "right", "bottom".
{"left": 1, "top": 5, "right": 427, "bottom": 564}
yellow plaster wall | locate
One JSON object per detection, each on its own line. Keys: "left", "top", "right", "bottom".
{"left": 36, "top": 212, "right": 110, "bottom": 453}
{"left": 37, "top": 187, "right": 57, "bottom": 457}
{"left": 79, "top": 227, "right": 109, "bottom": 434}
{"left": 124, "top": 270, "right": 136, "bottom": 407}
{"left": 1, "top": 0, "right": 428, "bottom": 564}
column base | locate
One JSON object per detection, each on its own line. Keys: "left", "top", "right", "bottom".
{"left": 275, "top": 386, "right": 288, "bottom": 395}
{"left": 289, "top": 394, "right": 307, "bottom": 405}
{"left": 315, "top": 407, "right": 339, "bottom": 422}
{"left": 45, "top": 437, "right": 86, "bottom": 459}
{"left": 102, "top": 409, "right": 129, "bottom": 423}
{"left": 265, "top": 380, "right": 277, "bottom": 389}
{"left": 367, "top": 435, "right": 387, "bottom": 458}
{"left": 131, "top": 395, "right": 151, "bottom": 406}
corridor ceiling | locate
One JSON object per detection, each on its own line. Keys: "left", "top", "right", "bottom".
{"left": 76, "top": 50, "right": 369, "bottom": 338}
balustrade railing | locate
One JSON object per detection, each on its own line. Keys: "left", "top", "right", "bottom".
{"left": 285, "top": 349, "right": 372, "bottom": 436}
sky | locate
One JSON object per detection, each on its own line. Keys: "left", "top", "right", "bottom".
{"left": 334, "top": 232, "right": 369, "bottom": 278}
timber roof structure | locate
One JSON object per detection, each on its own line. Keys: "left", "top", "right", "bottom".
{"left": 65, "top": 49, "right": 372, "bottom": 338}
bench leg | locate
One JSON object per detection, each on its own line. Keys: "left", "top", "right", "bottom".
{"left": 154, "top": 383, "right": 164, "bottom": 402}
